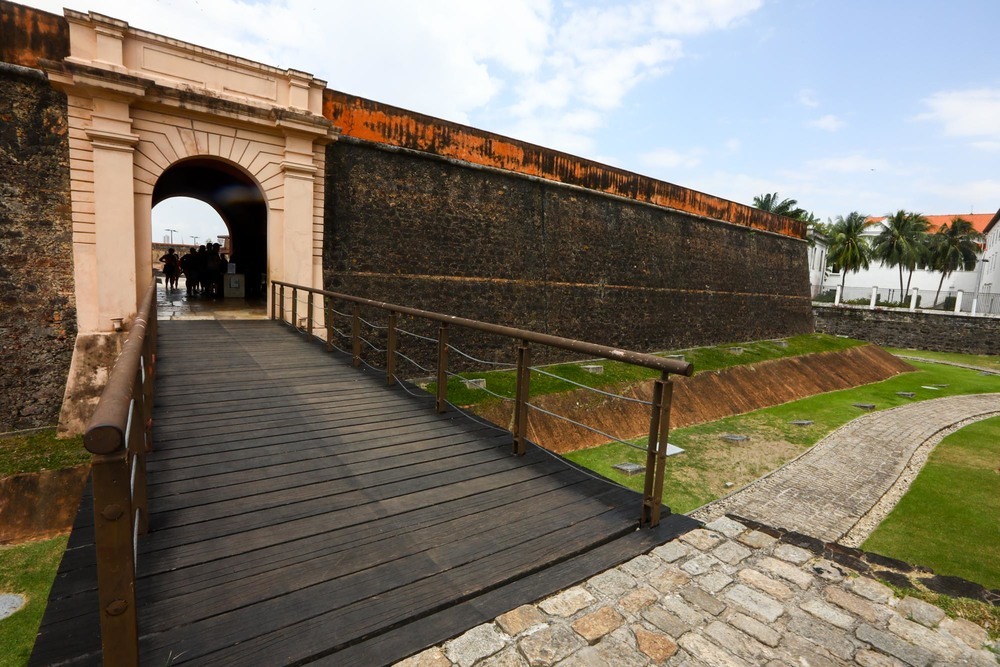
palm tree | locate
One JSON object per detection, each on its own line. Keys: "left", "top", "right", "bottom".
{"left": 753, "top": 192, "right": 807, "bottom": 220}
{"left": 871, "top": 210, "right": 930, "bottom": 296}
{"left": 827, "top": 212, "right": 871, "bottom": 289}
{"left": 927, "top": 217, "right": 984, "bottom": 306}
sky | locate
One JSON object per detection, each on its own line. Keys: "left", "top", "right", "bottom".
{"left": 19, "top": 0, "right": 1000, "bottom": 245}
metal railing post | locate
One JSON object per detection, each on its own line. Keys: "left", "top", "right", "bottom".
{"left": 291, "top": 287, "right": 298, "bottom": 331}
{"left": 436, "top": 323, "right": 449, "bottom": 413}
{"left": 641, "top": 371, "right": 672, "bottom": 528}
{"left": 307, "top": 291, "right": 314, "bottom": 337}
{"left": 351, "top": 304, "right": 361, "bottom": 367}
{"left": 324, "top": 296, "right": 334, "bottom": 352}
{"left": 270, "top": 281, "right": 277, "bottom": 320}
{"left": 512, "top": 340, "right": 531, "bottom": 455}
{"left": 279, "top": 284, "right": 286, "bottom": 324}
{"left": 386, "top": 312, "right": 398, "bottom": 385}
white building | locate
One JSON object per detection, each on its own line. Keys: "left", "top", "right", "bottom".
{"left": 816, "top": 212, "right": 995, "bottom": 310}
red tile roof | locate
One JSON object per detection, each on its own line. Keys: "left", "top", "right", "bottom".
{"left": 866, "top": 213, "right": 994, "bottom": 234}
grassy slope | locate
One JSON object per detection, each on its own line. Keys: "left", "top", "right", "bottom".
{"left": 863, "top": 415, "right": 1000, "bottom": 590}
{"left": 432, "top": 333, "right": 863, "bottom": 406}
{"left": 566, "top": 360, "right": 1000, "bottom": 514}
{"left": 0, "top": 430, "right": 88, "bottom": 477}
{"left": 0, "top": 536, "right": 67, "bottom": 667}
{"left": 884, "top": 347, "right": 1000, "bottom": 373}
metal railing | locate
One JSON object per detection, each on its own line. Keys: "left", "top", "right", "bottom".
{"left": 83, "top": 280, "right": 157, "bottom": 667}
{"left": 272, "top": 281, "right": 694, "bottom": 528}
{"left": 813, "top": 284, "right": 1000, "bottom": 315}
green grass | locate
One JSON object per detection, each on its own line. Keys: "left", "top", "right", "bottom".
{"left": 0, "top": 429, "right": 89, "bottom": 477}
{"left": 566, "top": 360, "right": 1000, "bottom": 514}
{"left": 883, "top": 347, "right": 1000, "bottom": 373}
{"left": 0, "top": 536, "right": 68, "bottom": 667}
{"left": 863, "top": 415, "right": 1000, "bottom": 590}
{"left": 431, "top": 333, "right": 864, "bottom": 407}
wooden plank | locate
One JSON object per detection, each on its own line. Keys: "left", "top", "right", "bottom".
{"left": 33, "top": 319, "right": 682, "bottom": 667}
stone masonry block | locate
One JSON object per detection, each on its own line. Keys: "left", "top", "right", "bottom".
{"left": 571, "top": 606, "right": 624, "bottom": 644}
{"left": 518, "top": 624, "right": 584, "bottom": 667}
{"left": 713, "top": 540, "right": 753, "bottom": 565}
{"left": 895, "top": 597, "right": 945, "bottom": 628}
{"left": 444, "top": 624, "right": 508, "bottom": 667}
{"left": 737, "top": 568, "right": 795, "bottom": 601}
{"left": 680, "top": 528, "right": 726, "bottom": 551}
{"left": 705, "top": 620, "right": 776, "bottom": 664}
{"left": 846, "top": 577, "right": 894, "bottom": 604}
{"left": 800, "top": 599, "right": 856, "bottom": 630}
{"left": 678, "top": 632, "right": 754, "bottom": 667}
{"left": 738, "top": 530, "right": 777, "bottom": 550}
{"left": 496, "top": 605, "right": 546, "bottom": 637}
{"left": 856, "top": 624, "right": 934, "bottom": 667}
{"left": 679, "top": 584, "right": 727, "bottom": 616}
{"left": 539, "top": 587, "right": 596, "bottom": 617}
{"left": 704, "top": 516, "right": 746, "bottom": 538}
{"left": 723, "top": 585, "right": 784, "bottom": 623}
{"left": 772, "top": 543, "right": 813, "bottom": 565}
{"left": 652, "top": 540, "right": 692, "bottom": 563}
{"left": 633, "top": 626, "right": 679, "bottom": 662}
{"left": 823, "top": 585, "right": 885, "bottom": 624}
{"left": 728, "top": 612, "right": 781, "bottom": 647}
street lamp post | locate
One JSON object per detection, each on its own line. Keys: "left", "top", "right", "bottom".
{"left": 166, "top": 228, "right": 177, "bottom": 244}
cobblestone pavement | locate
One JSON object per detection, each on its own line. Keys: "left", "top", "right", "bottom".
{"left": 692, "top": 394, "right": 1000, "bottom": 544}
{"left": 398, "top": 517, "right": 998, "bottom": 667}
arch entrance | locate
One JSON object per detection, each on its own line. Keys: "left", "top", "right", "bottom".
{"left": 45, "top": 9, "right": 337, "bottom": 432}
{"left": 154, "top": 160, "right": 268, "bottom": 300}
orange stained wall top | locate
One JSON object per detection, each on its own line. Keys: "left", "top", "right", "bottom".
{"left": 1, "top": 2, "right": 804, "bottom": 240}
{"left": 324, "top": 89, "right": 807, "bottom": 240}
{"left": 0, "top": 1, "right": 68, "bottom": 68}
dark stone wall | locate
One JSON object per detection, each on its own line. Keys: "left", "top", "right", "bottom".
{"left": 0, "top": 63, "right": 75, "bottom": 431}
{"left": 325, "top": 140, "right": 813, "bottom": 365}
{"left": 813, "top": 305, "right": 1000, "bottom": 356}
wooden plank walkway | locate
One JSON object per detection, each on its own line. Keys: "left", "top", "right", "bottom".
{"left": 33, "top": 319, "right": 697, "bottom": 666}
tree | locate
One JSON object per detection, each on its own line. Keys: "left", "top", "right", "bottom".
{"left": 753, "top": 192, "right": 808, "bottom": 220}
{"left": 871, "top": 210, "right": 930, "bottom": 295}
{"left": 827, "top": 212, "right": 871, "bottom": 289}
{"left": 927, "top": 217, "right": 983, "bottom": 306}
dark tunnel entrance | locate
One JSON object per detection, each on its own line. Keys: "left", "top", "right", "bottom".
{"left": 153, "top": 158, "right": 268, "bottom": 299}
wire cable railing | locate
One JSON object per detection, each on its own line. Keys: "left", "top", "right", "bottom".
{"left": 273, "top": 281, "right": 693, "bottom": 529}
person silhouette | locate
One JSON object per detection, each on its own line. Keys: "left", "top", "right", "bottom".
{"left": 159, "top": 248, "right": 180, "bottom": 290}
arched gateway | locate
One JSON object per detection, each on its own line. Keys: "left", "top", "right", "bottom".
{"left": 44, "top": 10, "right": 336, "bottom": 431}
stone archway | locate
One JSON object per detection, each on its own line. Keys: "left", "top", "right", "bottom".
{"left": 44, "top": 9, "right": 337, "bottom": 432}
{"left": 154, "top": 158, "right": 268, "bottom": 298}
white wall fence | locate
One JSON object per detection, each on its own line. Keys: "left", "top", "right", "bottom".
{"left": 812, "top": 284, "right": 1000, "bottom": 316}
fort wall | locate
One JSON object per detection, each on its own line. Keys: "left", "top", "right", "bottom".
{"left": 0, "top": 57, "right": 76, "bottom": 431}
{"left": 324, "top": 139, "right": 813, "bottom": 357}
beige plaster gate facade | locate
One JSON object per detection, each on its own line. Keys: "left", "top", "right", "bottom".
{"left": 44, "top": 10, "right": 337, "bottom": 432}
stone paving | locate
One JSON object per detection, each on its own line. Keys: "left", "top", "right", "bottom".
{"left": 399, "top": 517, "right": 998, "bottom": 667}
{"left": 692, "top": 394, "right": 1000, "bottom": 544}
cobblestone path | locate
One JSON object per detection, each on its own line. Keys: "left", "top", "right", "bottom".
{"left": 400, "top": 517, "right": 998, "bottom": 666}
{"left": 693, "top": 394, "right": 1000, "bottom": 544}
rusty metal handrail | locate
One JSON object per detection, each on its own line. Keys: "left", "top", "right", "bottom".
{"left": 83, "top": 279, "right": 157, "bottom": 667}
{"left": 272, "top": 281, "right": 692, "bottom": 528}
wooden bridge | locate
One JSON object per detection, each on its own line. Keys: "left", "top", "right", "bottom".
{"left": 32, "top": 285, "right": 697, "bottom": 666}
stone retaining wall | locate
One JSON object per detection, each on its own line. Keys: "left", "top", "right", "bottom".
{"left": 813, "top": 304, "right": 999, "bottom": 356}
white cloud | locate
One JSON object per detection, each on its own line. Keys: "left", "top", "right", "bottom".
{"left": 21, "top": 0, "right": 763, "bottom": 160}
{"left": 919, "top": 87, "right": 1000, "bottom": 147}
{"left": 805, "top": 154, "right": 888, "bottom": 174}
{"left": 797, "top": 88, "right": 820, "bottom": 108}
{"left": 639, "top": 147, "right": 704, "bottom": 169}
{"left": 724, "top": 138, "right": 742, "bottom": 152}
{"left": 808, "top": 114, "right": 845, "bottom": 131}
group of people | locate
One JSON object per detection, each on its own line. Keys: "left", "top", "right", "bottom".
{"left": 159, "top": 243, "right": 229, "bottom": 297}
